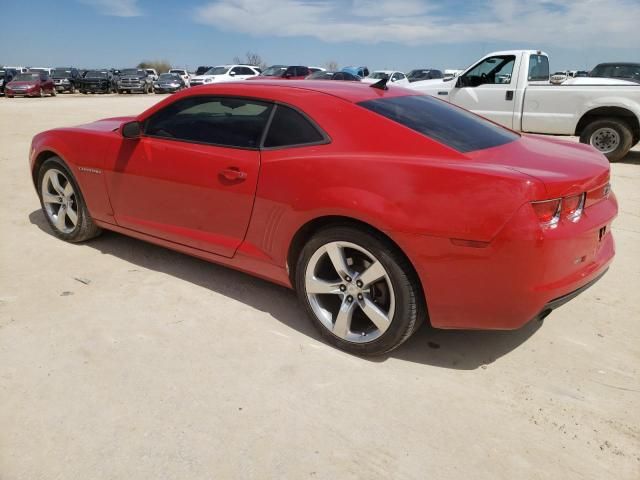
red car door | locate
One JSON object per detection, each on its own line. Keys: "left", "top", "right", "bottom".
{"left": 106, "top": 96, "right": 271, "bottom": 258}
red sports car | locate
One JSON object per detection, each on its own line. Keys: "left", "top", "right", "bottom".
{"left": 29, "top": 81, "right": 617, "bottom": 355}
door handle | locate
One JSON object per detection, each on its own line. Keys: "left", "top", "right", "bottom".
{"left": 505, "top": 90, "right": 514, "bottom": 101}
{"left": 220, "top": 167, "right": 247, "bottom": 181}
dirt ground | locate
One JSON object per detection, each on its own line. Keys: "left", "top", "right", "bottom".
{"left": 0, "top": 93, "right": 638, "bottom": 480}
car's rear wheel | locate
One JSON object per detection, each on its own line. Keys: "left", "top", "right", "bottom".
{"left": 37, "top": 158, "right": 102, "bottom": 242}
{"left": 295, "top": 226, "right": 424, "bottom": 356}
{"left": 580, "top": 117, "right": 633, "bottom": 162}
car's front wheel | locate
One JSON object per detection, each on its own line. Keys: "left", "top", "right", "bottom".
{"left": 295, "top": 226, "right": 425, "bottom": 356}
{"left": 37, "top": 158, "right": 102, "bottom": 242}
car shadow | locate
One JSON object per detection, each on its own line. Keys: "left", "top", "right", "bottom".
{"left": 619, "top": 149, "right": 640, "bottom": 165}
{"left": 29, "top": 209, "right": 543, "bottom": 370}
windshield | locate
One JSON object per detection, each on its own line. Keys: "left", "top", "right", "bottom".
{"left": 590, "top": 64, "right": 640, "bottom": 81}
{"left": 85, "top": 71, "right": 108, "bottom": 78}
{"left": 169, "top": 70, "right": 185, "bottom": 75}
{"left": 13, "top": 73, "right": 39, "bottom": 82}
{"left": 52, "top": 69, "right": 71, "bottom": 78}
{"left": 122, "top": 69, "right": 145, "bottom": 77}
{"left": 261, "top": 65, "right": 286, "bottom": 76}
{"left": 368, "top": 72, "right": 390, "bottom": 80}
{"left": 204, "top": 67, "right": 230, "bottom": 76}
{"left": 159, "top": 73, "right": 179, "bottom": 80}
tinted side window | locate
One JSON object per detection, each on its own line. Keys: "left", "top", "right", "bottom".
{"left": 145, "top": 97, "right": 273, "bottom": 149}
{"left": 263, "top": 105, "right": 325, "bottom": 148}
{"left": 358, "top": 95, "right": 519, "bottom": 153}
{"left": 528, "top": 55, "right": 549, "bottom": 81}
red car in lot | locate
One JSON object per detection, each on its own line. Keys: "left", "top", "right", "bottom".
{"left": 29, "top": 81, "right": 617, "bottom": 355}
{"left": 6, "top": 71, "right": 56, "bottom": 97}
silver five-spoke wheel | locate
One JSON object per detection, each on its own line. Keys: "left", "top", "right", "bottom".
{"left": 305, "top": 241, "right": 395, "bottom": 343}
{"left": 41, "top": 168, "right": 78, "bottom": 234}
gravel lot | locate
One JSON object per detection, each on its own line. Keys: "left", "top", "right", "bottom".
{"left": 0, "top": 93, "right": 638, "bottom": 480}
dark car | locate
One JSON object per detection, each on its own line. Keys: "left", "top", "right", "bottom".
{"left": 79, "top": 70, "right": 117, "bottom": 94}
{"left": 5, "top": 71, "right": 55, "bottom": 97}
{"left": 195, "top": 65, "right": 214, "bottom": 76}
{"left": 154, "top": 73, "right": 186, "bottom": 94}
{"left": 0, "top": 68, "right": 18, "bottom": 94}
{"left": 306, "top": 70, "right": 362, "bottom": 81}
{"left": 251, "top": 65, "right": 311, "bottom": 80}
{"left": 407, "top": 68, "right": 444, "bottom": 82}
{"left": 117, "top": 68, "right": 153, "bottom": 94}
{"left": 341, "top": 66, "right": 370, "bottom": 78}
{"left": 589, "top": 63, "right": 640, "bottom": 83}
{"left": 52, "top": 67, "right": 81, "bottom": 93}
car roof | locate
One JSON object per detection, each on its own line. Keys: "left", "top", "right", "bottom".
{"left": 189, "top": 80, "right": 417, "bottom": 103}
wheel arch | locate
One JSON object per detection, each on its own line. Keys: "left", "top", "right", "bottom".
{"left": 575, "top": 106, "right": 640, "bottom": 141}
{"left": 286, "top": 215, "right": 427, "bottom": 317}
{"left": 32, "top": 149, "right": 63, "bottom": 188}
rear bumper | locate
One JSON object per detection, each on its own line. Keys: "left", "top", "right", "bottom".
{"left": 394, "top": 192, "right": 617, "bottom": 330}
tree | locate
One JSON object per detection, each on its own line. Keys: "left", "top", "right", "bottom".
{"left": 324, "top": 60, "right": 339, "bottom": 71}
{"left": 137, "top": 60, "right": 172, "bottom": 73}
{"left": 233, "top": 51, "right": 267, "bottom": 70}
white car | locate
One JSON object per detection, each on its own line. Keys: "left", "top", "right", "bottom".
{"left": 144, "top": 69, "right": 159, "bottom": 81}
{"left": 190, "top": 65, "right": 260, "bottom": 86}
{"left": 409, "top": 49, "right": 640, "bottom": 161}
{"left": 168, "top": 68, "right": 191, "bottom": 87}
{"left": 362, "top": 70, "right": 409, "bottom": 86}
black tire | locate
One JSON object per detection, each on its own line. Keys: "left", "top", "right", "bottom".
{"left": 580, "top": 117, "right": 633, "bottom": 162}
{"left": 37, "top": 157, "right": 102, "bottom": 243}
{"left": 81, "top": 90, "right": 87, "bottom": 95}
{"left": 295, "top": 225, "right": 425, "bottom": 356}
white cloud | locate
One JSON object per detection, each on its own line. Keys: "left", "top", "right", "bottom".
{"left": 193, "top": 0, "right": 640, "bottom": 47}
{"left": 79, "top": 0, "right": 142, "bottom": 17}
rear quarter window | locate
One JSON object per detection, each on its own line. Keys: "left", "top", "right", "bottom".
{"left": 263, "top": 105, "right": 326, "bottom": 148}
{"left": 358, "top": 95, "right": 519, "bottom": 153}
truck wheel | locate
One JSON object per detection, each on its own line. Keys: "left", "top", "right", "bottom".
{"left": 580, "top": 118, "right": 633, "bottom": 162}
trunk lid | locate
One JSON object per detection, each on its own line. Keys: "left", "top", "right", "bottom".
{"left": 466, "top": 134, "right": 610, "bottom": 198}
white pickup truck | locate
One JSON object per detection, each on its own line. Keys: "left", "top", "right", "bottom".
{"left": 409, "top": 50, "right": 640, "bottom": 161}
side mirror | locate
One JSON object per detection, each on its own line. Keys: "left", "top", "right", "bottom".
{"left": 121, "top": 121, "right": 142, "bottom": 139}
{"left": 229, "top": 71, "right": 236, "bottom": 76}
{"left": 455, "top": 76, "right": 466, "bottom": 88}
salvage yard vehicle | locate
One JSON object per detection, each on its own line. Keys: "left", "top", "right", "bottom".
{"left": 410, "top": 50, "right": 640, "bottom": 161}
{"left": 168, "top": 68, "right": 191, "bottom": 86}
{"left": 250, "top": 65, "right": 311, "bottom": 80}
{"left": 305, "top": 71, "right": 361, "bottom": 81}
{"left": 0, "top": 67, "right": 17, "bottom": 94}
{"left": 154, "top": 73, "right": 186, "bottom": 94}
{"left": 588, "top": 62, "right": 640, "bottom": 84}
{"left": 78, "top": 70, "right": 117, "bottom": 94}
{"left": 5, "top": 71, "right": 55, "bottom": 97}
{"left": 407, "top": 69, "right": 443, "bottom": 82}
{"left": 52, "top": 67, "right": 81, "bottom": 93}
{"left": 362, "top": 70, "right": 409, "bottom": 86}
{"left": 117, "top": 68, "right": 153, "bottom": 94}
{"left": 29, "top": 80, "right": 617, "bottom": 356}
{"left": 144, "top": 69, "right": 159, "bottom": 82}
{"left": 190, "top": 65, "right": 260, "bottom": 86}
{"left": 341, "top": 66, "right": 369, "bottom": 78}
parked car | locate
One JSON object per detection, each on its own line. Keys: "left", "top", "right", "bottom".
{"left": 154, "top": 73, "right": 186, "bottom": 93}
{"left": 341, "top": 66, "right": 370, "bottom": 78}
{"left": 51, "top": 67, "right": 81, "bottom": 93}
{"left": 144, "top": 69, "right": 159, "bottom": 81}
{"left": 362, "top": 70, "right": 409, "bottom": 86}
{"left": 5, "top": 71, "right": 55, "bottom": 97}
{"left": 78, "top": 70, "right": 117, "bottom": 94}
{"left": 410, "top": 49, "right": 640, "bottom": 161}
{"left": 168, "top": 68, "right": 191, "bottom": 86}
{"left": 0, "top": 68, "right": 18, "bottom": 94}
{"left": 190, "top": 65, "right": 260, "bottom": 86}
{"left": 29, "top": 80, "right": 617, "bottom": 355}
{"left": 407, "top": 69, "right": 443, "bottom": 82}
{"left": 309, "top": 67, "right": 326, "bottom": 73}
{"left": 305, "top": 71, "right": 361, "bottom": 81}
{"left": 117, "top": 68, "right": 154, "bottom": 94}
{"left": 195, "top": 66, "right": 214, "bottom": 76}
{"left": 251, "top": 65, "right": 311, "bottom": 80}
{"left": 588, "top": 63, "right": 640, "bottom": 84}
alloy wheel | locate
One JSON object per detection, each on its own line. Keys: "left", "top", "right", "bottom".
{"left": 41, "top": 169, "right": 78, "bottom": 234}
{"left": 304, "top": 241, "right": 395, "bottom": 343}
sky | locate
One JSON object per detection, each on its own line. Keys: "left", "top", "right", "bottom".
{"left": 1, "top": 0, "right": 639, "bottom": 72}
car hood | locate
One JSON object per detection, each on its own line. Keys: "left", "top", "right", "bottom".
{"left": 8, "top": 81, "right": 38, "bottom": 87}
{"left": 74, "top": 116, "right": 137, "bottom": 133}
{"left": 467, "top": 135, "right": 610, "bottom": 198}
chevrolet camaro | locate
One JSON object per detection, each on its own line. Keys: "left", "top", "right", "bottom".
{"left": 29, "top": 80, "right": 617, "bottom": 355}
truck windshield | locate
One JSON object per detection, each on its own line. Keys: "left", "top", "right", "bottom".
{"left": 85, "top": 71, "right": 108, "bottom": 78}
{"left": 122, "top": 69, "right": 145, "bottom": 77}
{"left": 358, "top": 95, "right": 519, "bottom": 153}
{"left": 52, "top": 69, "right": 71, "bottom": 78}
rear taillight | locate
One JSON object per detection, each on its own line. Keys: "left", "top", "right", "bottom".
{"left": 531, "top": 199, "right": 562, "bottom": 227}
{"left": 531, "top": 192, "right": 587, "bottom": 227}
{"left": 562, "top": 193, "right": 586, "bottom": 222}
